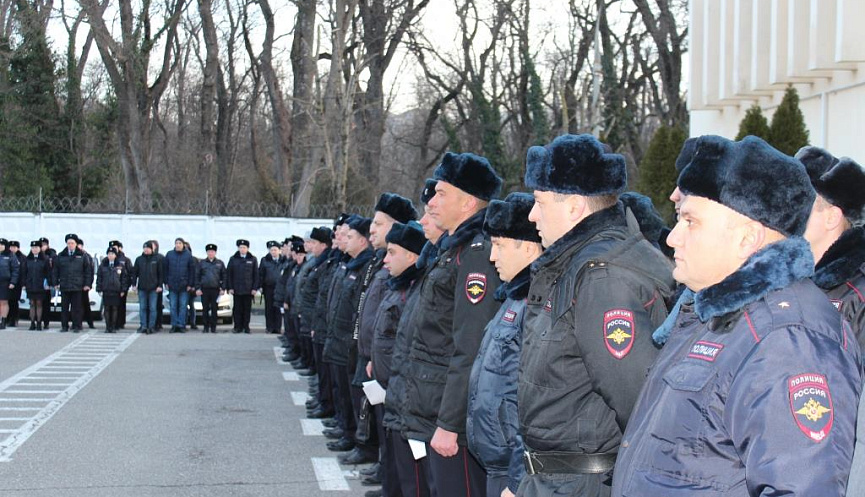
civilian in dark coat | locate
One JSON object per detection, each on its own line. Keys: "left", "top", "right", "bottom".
{"left": 227, "top": 239, "right": 259, "bottom": 333}
{"left": 22, "top": 241, "right": 51, "bottom": 330}
{"left": 164, "top": 238, "right": 196, "bottom": 332}
{"left": 133, "top": 242, "right": 164, "bottom": 334}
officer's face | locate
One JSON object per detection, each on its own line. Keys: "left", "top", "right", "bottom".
{"left": 490, "top": 237, "right": 539, "bottom": 282}
{"left": 336, "top": 224, "right": 350, "bottom": 251}
{"left": 282, "top": 245, "right": 291, "bottom": 257}
{"left": 143, "top": 247, "right": 153, "bottom": 255}
{"left": 429, "top": 182, "right": 471, "bottom": 233}
{"left": 383, "top": 243, "right": 417, "bottom": 277}
{"left": 669, "top": 186, "right": 684, "bottom": 216}
{"left": 41, "top": 243, "right": 49, "bottom": 251}
{"left": 270, "top": 246, "right": 280, "bottom": 258}
{"left": 370, "top": 212, "right": 395, "bottom": 250}
{"left": 67, "top": 240, "right": 77, "bottom": 252}
{"left": 529, "top": 191, "right": 583, "bottom": 248}
{"left": 345, "top": 229, "right": 368, "bottom": 258}
{"left": 239, "top": 245, "right": 249, "bottom": 255}
{"left": 175, "top": 240, "right": 185, "bottom": 252}
{"left": 107, "top": 252, "right": 117, "bottom": 262}
{"left": 419, "top": 206, "right": 444, "bottom": 244}
{"left": 207, "top": 250, "right": 217, "bottom": 259}
{"left": 30, "top": 246, "right": 40, "bottom": 256}
{"left": 9, "top": 245, "right": 17, "bottom": 253}
{"left": 667, "top": 196, "right": 752, "bottom": 292}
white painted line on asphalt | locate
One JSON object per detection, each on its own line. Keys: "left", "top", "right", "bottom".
{"left": 2, "top": 391, "right": 66, "bottom": 395}
{"left": 0, "top": 399, "right": 53, "bottom": 402}
{"left": 273, "top": 347, "right": 288, "bottom": 364}
{"left": 311, "top": 457, "right": 351, "bottom": 491}
{"left": 0, "top": 418, "right": 28, "bottom": 421}
{"left": 291, "top": 391, "right": 310, "bottom": 406}
{"left": 300, "top": 419, "right": 325, "bottom": 436}
{"left": 0, "top": 333, "right": 140, "bottom": 462}
{"left": 282, "top": 372, "right": 299, "bottom": 382}
{"left": 0, "top": 408, "right": 40, "bottom": 411}
{"left": 0, "top": 430, "right": 16, "bottom": 434}
{"left": 38, "top": 366, "right": 92, "bottom": 370}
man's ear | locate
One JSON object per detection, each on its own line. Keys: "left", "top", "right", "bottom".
{"left": 567, "top": 195, "right": 587, "bottom": 224}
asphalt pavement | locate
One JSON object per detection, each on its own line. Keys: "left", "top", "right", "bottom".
{"left": 0, "top": 315, "right": 372, "bottom": 497}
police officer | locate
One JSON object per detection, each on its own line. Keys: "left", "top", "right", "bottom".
{"left": 348, "top": 193, "right": 418, "bottom": 470}
{"left": 39, "top": 237, "right": 56, "bottom": 329}
{"left": 611, "top": 135, "right": 862, "bottom": 497}
{"left": 227, "top": 239, "right": 259, "bottom": 334}
{"left": 401, "top": 153, "right": 503, "bottom": 496}
{"left": 22, "top": 241, "right": 51, "bottom": 330}
{"left": 109, "top": 240, "right": 134, "bottom": 329}
{"left": 196, "top": 244, "right": 226, "bottom": 333}
{"left": 53, "top": 234, "right": 94, "bottom": 333}
{"left": 96, "top": 247, "right": 129, "bottom": 333}
{"left": 519, "top": 134, "right": 673, "bottom": 496}
{"left": 7, "top": 241, "right": 24, "bottom": 327}
{"left": 386, "top": 179, "right": 444, "bottom": 497}
{"left": 259, "top": 240, "right": 288, "bottom": 334}
{"left": 297, "top": 226, "right": 336, "bottom": 419}
{"left": 280, "top": 237, "right": 308, "bottom": 360}
{"left": 75, "top": 238, "right": 96, "bottom": 329}
{"left": 795, "top": 148, "right": 865, "bottom": 496}
{"left": 797, "top": 147, "right": 865, "bottom": 343}
{"left": 0, "top": 238, "right": 20, "bottom": 329}
{"left": 467, "top": 193, "right": 542, "bottom": 497}
{"left": 323, "top": 216, "right": 376, "bottom": 452}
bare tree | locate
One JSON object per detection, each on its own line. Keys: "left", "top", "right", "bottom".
{"left": 81, "top": 0, "right": 188, "bottom": 211}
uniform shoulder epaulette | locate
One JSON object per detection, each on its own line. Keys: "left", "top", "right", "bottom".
{"left": 470, "top": 241, "right": 485, "bottom": 251}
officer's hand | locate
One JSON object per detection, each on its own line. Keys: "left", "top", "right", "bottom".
{"left": 251, "top": 290, "right": 257, "bottom": 296}
{"left": 310, "top": 330, "right": 315, "bottom": 338}
{"left": 283, "top": 303, "right": 289, "bottom": 309}
{"left": 120, "top": 292, "right": 125, "bottom": 297}
{"left": 501, "top": 489, "right": 515, "bottom": 497}
{"left": 8, "top": 284, "right": 13, "bottom": 289}
{"left": 228, "top": 290, "right": 234, "bottom": 295}
{"left": 430, "top": 428, "right": 458, "bottom": 457}
{"left": 219, "top": 290, "right": 224, "bottom": 296}
{"left": 83, "top": 286, "right": 90, "bottom": 292}
{"left": 187, "top": 286, "right": 192, "bottom": 292}
{"left": 366, "top": 361, "right": 372, "bottom": 378}
{"left": 196, "top": 290, "right": 203, "bottom": 297}
{"left": 155, "top": 287, "right": 162, "bottom": 293}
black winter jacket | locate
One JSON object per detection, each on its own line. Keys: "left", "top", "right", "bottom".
{"left": 53, "top": 248, "right": 93, "bottom": 291}
{"left": 355, "top": 250, "right": 388, "bottom": 358}
{"left": 519, "top": 204, "right": 673, "bottom": 454}
{"left": 0, "top": 250, "right": 20, "bottom": 286}
{"left": 371, "top": 264, "right": 422, "bottom": 388}
{"left": 403, "top": 211, "right": 503, "bottom": 443}
{"left": 133, "top": 253, "right": 164, "bottom": 291}
{"left": 196, "top": 257, "right": 226, "bottom": 290}
{"left": 97, "top": 259, "right": 130, "bottom": 294}
{"left": 323, "top": 249, "right": 375, "bottom": 366}
{"left": 812, "top": 226, "right": 865, "bottom": 349}
{"left": 259, "top": 254, "right": 288, "bottom": 288}
{"left": 22, "top": 253, "right": 51, "bottom": 292}
{"left": 227, "top": 252, "right": 259, "bottom": 295}
{"left": 312, "top": 250, "right": 343, "bottom": 344}
{"left": 296, "top": 250, "right": 332, "bottom": 336}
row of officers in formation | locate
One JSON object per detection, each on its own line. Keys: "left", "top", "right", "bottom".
{"left": 1, "top": 132, "right": 864, "bottom": 496}
{"left": 0, "top": 234, "right": 296, "bottom": 334}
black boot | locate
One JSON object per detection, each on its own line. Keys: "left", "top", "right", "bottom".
{"left": 29, "top": 321, "right": 36, "bottom": 330}
{"left": 36, "top": 322, "right": 42, "bottom": 331}
{"left": 0, "top": 318, "right": 6, "bottom": 330}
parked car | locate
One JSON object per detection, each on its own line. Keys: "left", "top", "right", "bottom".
{"left": 18, "top": 287, "right": 103, "bottom": 322}
{"left": 161, "top": 290, "right": 234, "bottom": 325}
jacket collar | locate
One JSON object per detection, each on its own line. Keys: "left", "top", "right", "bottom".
{"left": 263, "top": 253, "right": 285, "bottom": 263}
{"left": 387, "top": 263, "right": 423, "bottom": 291}
{"left": 311, "top": 248, "right": 332, "bottom": 269}
{"left": 27, "top": 252, "right": 46, "bottom": 261}
{"left": 346, "top": 248, "right": 374, "bottom": 270}
{"left": 494, "top": 266, "right": 531, "bottom": 302}
{"left": 813, "top": 226, "right": 865, "bottom": 289}
{"left": 693, "top": 237, "right": 814, "bottom": 322}
{"left": 532, "top": 204, "right": 627, "bottom": 272}
{"left": 441, "top": 210, "right": 486, "bottom": 252}
{"left": 232, "top": 251, "right": 255, "bottom": 259}
{"left": 416, "top": 237, "right": 446, "bottom": 270}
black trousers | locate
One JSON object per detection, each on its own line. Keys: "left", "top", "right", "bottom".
{"left": 82, "top": 290, "right": 93, "bottom": 326}
{"left": 233, "top": 294, "right": 252, "bottom": 330}
{"left": 155, "top": 292, "right": 164, "bottom": 328}
{"left": 262, "top": 285, "right": 281, "bottom": 333}
{"left": 118, "top": 292, "right": 128, "bottom": 327}
{"left": 283, "top": 313, "right": 301, "bottom": 354}
{"left": 427, "top": 444, "right": 485, "bottom": 497}
{"left": 299, "top": 335, "right": 314, "bottom": 369}
{"left": 104, "top": 304, "right": 121, "bottom": 330}
{"left": 393, "top": 434, "right": 433, "bottom": 497}
{"left": 60, "top": 290, "right": 83, "bottom": 330}
{"left": 313, "top": 342, "right": 334, "bottom": 412}
{"left": 42, "top": 291, "right": 52, "bottom": 327}
{"left": 201, "top": 288, "right": 220, "bottom": 328}
{"left": 377, "top": 408, "right": 403, "bottom": 497}
{"left": 331, "top": 363, "right": 356, "bottom": 436}
{"left": 8, "top": 286, "right": 21, "bottom": 324}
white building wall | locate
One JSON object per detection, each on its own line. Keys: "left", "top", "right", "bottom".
{"left": 689, "top": 0, "right": 865, "bottom": 159}
{"left": 0, "top": 213, "right": 331, "bottom": 259}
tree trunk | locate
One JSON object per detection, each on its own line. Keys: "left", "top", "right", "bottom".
{"left": 288, "top": 0, "right": 318, "bottom": 216}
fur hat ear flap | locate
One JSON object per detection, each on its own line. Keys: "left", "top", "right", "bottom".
{"left": 796, "top": 146, "right": 839, "bottom": 184}
{"left": 675, "top": 137, "right": 700, "bottom": 174}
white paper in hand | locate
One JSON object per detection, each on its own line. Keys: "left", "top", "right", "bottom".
{"left": 408, "top": 439, "right": 427, "bottom": 460}
{"left": 362, "top": 380, "right": 387, "bottom": 405}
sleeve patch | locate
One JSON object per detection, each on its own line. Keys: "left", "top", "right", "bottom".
{"left": 603, "top": 309, "right": 635, "bottom": 360}
{"left": 830, "top": 299, "right": 842, "bottom": 311}
{"left": 465, "top": 272, "right": 487, "bottom": 304}
{"left": 789, "top": 373, "right": 833, "bottom": 443}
